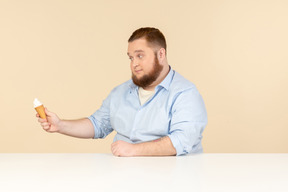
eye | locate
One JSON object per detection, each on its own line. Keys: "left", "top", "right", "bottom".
{"left": 137, "top": 54, "right": 143, "bottom": 59}
{"left": 129, "top": 57, "right": 134, "bottom": 61}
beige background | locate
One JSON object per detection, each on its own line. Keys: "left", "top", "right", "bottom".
{"left": 0, "top": 0, "right": 287, "bottom": 153}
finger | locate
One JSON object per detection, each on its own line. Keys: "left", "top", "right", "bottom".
{"left": 43, "top": 125, "right": 50, "bottom": 130}
{"left": 43, "top": 122, "right": 51, "bottom": 129}
{"left": 111, "top": 141, "right": 118, "bottom": 147}
{"left": 114, "top": 147, "right": 121, "bottom": 157}
{"left": 111, "top": 142, "right": 118, "bottom": 150}
{"left": 111, "top": 149, "right": 115, "bottom": 156}
{"left": 42, "top": 125, "right": 50, "bottom": 130}
{"left": 36, "top": 113, "right": 40, "bottom": 117}
{"left": 41, "top": 122, "right": 50, "bottom": 128}
{"left": 111, "top": 146, "right": 117, "bottom": 155}
{"left": 42, "top": 122, "right": 50, "bottom": 129}
{"left": 111, "top": 145, "right": 115, "bottom": 153}
{"left": 38, "top": 118, "right": 47, "bottom": 123}
{"left": 112, "top": 150, "right": 119, "bottom": 157}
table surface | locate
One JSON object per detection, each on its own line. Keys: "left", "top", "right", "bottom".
{"left": 0, "top": 153, "right": 287, "bottom": 192}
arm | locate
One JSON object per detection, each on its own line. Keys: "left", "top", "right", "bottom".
{"left": 168, "top": 88, "right": 208, "bottom": 155}
{"left": 37, "top": 108, "right": 95, "bottom": 139}
{"left": 57, "top": 118, "right": 94, "bottom": 138}
{"left": 111, "top": 88, "right": 207, "bottom": 157}
{"left": 111, "top": 136, "right": 176, "bottom": 157}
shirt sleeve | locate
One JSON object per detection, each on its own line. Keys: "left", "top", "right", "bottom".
{"left": 168, "top": 88, "right": 208, "bottom": 156}
{"left": 88, "top": 93, "right": 114, "bottom": 139}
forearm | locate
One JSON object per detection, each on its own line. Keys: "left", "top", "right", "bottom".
{"left": 58, "top": 118, "right": 95, "bottom": 139}
{"left": 134, "top": 136, "right": 177, "bottom": 156}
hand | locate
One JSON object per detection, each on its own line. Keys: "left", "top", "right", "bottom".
{"left": 111, "top": 140, "right": 136, "bottom": 157}
{"left": 36, "top": 108, "right": 61, "bottom": 133}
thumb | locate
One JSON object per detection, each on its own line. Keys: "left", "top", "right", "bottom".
{"left": 45, "top": 107, "right": 54, "bottom": 116}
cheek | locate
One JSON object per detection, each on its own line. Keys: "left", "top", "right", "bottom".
{"left": 143, "top": 60, "right": 154, "bottom": 71}
{"left": 130, "top": 61, "right": 134, "bottom": 70}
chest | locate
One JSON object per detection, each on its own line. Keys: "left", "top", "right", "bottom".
{"left": 110, "top": 89, "right": 173, "bottom": 141}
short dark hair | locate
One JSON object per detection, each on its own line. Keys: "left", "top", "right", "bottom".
{"left": 128, "top": 27, "right": 167, "bottom": 52}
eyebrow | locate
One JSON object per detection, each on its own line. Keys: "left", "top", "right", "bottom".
{"left": 127, "top": 49, "right": 144, "bottom": 56}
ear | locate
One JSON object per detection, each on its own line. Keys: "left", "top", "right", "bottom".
{"left": 157, "top": 48, "right": 166, "bottom": 62}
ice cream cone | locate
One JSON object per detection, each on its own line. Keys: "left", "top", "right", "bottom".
{"left": 35, "top": 105, "right": 47, "bottom": 119}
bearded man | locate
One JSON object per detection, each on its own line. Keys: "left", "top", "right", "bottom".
{"left": 36, "top": 27, "right": 207, "bottom": 156}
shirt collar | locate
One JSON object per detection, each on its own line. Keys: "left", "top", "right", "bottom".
{"left": 129, "top": 66, "right": 174, "bottom": 91}
{"left": 156, "top": 66, "right": 174, "bottom": 91}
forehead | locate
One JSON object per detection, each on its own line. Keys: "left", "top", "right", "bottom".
{"left": 127, "top": 38, "right": 154, "bottom": 54}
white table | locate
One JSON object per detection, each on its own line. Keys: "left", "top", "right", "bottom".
{"left": 0, "top": 153, "right": 287, "bottom": 192}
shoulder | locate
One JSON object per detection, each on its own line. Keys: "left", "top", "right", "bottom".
{"left": 169, "top": 71, "right": 198, "bottom": 94}
{"left": 169, "top": 72, "right": 207, "bottom": 118}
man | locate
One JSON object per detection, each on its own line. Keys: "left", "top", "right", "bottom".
{"left": 36, "top": 27, "right": 207, "bottom": 156}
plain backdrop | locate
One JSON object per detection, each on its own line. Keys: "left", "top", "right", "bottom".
{"left": 0, "top": 0, "right": 287, "bottom": 153}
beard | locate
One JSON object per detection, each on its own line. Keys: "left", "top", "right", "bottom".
{"left": 132, "top": 54, "right": 163, "bottom": 88}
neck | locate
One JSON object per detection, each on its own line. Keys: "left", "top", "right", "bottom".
{"left": 142, "top": 64, "right": 170, "bottom": 91}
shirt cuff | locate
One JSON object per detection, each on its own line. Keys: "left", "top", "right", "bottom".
{"left": 87, "top": 116, "right": 98, "bottom": 139}
{"left": 168, "top": 134, "right": 185, "bottom": 156}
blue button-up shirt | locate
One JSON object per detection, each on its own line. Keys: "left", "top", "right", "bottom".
{"left": 88, "top": 67, "right": 207, "bottom": 155}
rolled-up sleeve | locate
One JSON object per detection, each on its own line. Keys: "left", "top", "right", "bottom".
{"left": 168, "top": 88, "right": 207, "bottom": 156}
{"left": 88, "top": 94, "right": 113, "bottom": 139}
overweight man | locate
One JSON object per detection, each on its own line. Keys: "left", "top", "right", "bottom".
{"left": 36, "top": 27, "right": 207, "bottom": 156}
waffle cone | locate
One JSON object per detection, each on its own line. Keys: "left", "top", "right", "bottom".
{"left": 35, "top": 105, "right": 47, "bottom": 119}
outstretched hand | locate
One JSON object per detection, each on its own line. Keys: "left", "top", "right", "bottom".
{"left": 36, "top": 108, "right": 61, "bottom": 133}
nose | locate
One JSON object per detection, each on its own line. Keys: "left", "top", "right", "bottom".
{"left": 132, "top": 60, "right": 139, "bottom": 67}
